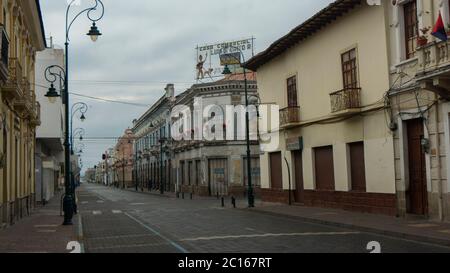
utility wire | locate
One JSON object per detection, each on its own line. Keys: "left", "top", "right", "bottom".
{"left": 34, "top": 83, "right": 152, "bottom": 108}
{"left": 70, "top": 92, "right": 150, "bottom": 107}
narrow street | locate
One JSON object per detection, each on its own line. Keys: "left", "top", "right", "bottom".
{"left": 77, "top": 184, "right": 450, "bottom": 253}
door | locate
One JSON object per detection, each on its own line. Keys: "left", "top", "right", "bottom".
{"left": 195, "top": 160, "right": 201, "bottom": 186}
{"left": 314, "top": 146, "right": 335, "bottom": 191}
{"left": 180, "top": 161, "right": 185, "bottom": 187}
{"left": 293, "top": 150, "right": 304, "bottom": 203}
{"left": 188, "top": 161, "right": 193, "bottom": 186}
{"left": 208, "top": 159, "right": 228, "bottom": 196}
{"left": 407, "top": 119, "right": 428, "bottom": 215}
{"left": 269, "top": 152, "right": 283, "bottom": 189}
{"left": 349, "top": 142, "right": 366, "bottom": 192}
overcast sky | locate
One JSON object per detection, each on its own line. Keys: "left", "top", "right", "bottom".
{"left": 40, "top": 0, "right": 333, "bottom": 173}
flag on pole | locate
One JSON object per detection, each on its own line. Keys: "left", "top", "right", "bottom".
{"left": 432, "top": 12, "right": 448, "bottom": 42}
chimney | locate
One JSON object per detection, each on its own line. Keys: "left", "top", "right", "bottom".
{"left": 165, "top": 84, "right": 175, "bottom": 99}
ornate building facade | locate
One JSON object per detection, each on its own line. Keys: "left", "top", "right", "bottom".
{"left": 0, "top": 0, "right": 45, "bottom": 228}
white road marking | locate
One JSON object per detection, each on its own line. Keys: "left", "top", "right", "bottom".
{"left": 37, "top": 230, "right": 57, "bottom": 233}
{"left": 130, "top": 203, "right": 146, "bottom": 206}
{"left": 181, "top": 231, "right": 361, "bottom": 242}
{"left": 124, "top": 212, "right": 188, "bottom": 253}
{"left": 81, "top": 201, "right": 89, "bottom": 205}
{"left": 34, "top": 225, "right": 58, "bottom": 228}
{"left": 112, "top": 210, "right": 123, "bottom": 214}
{"left": 93, "top": 211, "right": 102, "bottom": 215}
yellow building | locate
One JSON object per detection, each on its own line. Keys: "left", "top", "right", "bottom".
{"left": 245, "top": 0, "right": 398, "bottom": 215}
{"left": 0, "top": 0, "right": 46, "bottom": 227}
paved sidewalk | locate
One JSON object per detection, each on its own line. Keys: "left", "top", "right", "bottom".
{"left": 241, "top": 201, "right": 450, "bottom": 247}
{"left": 0, "top": 192, "right": 80, "bottom": 253}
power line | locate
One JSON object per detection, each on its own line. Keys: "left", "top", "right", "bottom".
{"left": 70, "top": 80, "right": 195, "bottom": 85}
{"left": 34, "top": 83, "right": 152, "bottom": 107}
{"left": 70, "top": 92, "right": 150, "bottom": 107}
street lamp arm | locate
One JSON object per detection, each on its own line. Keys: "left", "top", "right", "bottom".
{"left": 73, "top": 128, "right": 86, "bottom": 138}
{"left": 45, "top": 65, "right": 66, "bottom": 84}
{"left": 71, "top": 102, "right": 88, "bottom": 117}
{"left": 66, "top": 0, "right": 105, "bottom": 42}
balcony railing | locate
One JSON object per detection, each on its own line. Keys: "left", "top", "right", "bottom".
{"left": 280, "top": 106, "right": 301, "bottom": 128}
{"left": 417, "top": 40, "right": 450, "bottom": 74}
{"left": 330, "top": 87, "right": 361, "bottom": 113}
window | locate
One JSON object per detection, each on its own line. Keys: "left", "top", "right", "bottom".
{"left": 286, "top": 76, "right": 298, "bottom": 107}
{"left": 341, "top": 48, "right": 358, "bottom": 89}
{"left": 404, "top": 1, "right": 418, "bottom": 59}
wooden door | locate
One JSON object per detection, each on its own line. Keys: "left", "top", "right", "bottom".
{"left": 314, "top": 146, "right": 335, "bottom": 191}
{"left": 269, "top": 152, "right": 283, "bottom": 189}
{"left": 407, "top": 119, "right": 428, "bottom": 215}
{"left": 293, "top": 150, "right": 304, "bottom": 203}
{"left": 349, "top": 142, "right": 366, "bottom": 192}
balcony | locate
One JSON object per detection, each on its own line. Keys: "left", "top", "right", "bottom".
{"left": 2, "top": 58, "right": 23, "bottom": 101}
{"left": 0, "top": 26, "right": 9, "bottom": 82}
{"left": 279, "top": 106, "right": 301, "bottom": 129}
{"left": 330, "top": 87, "right": 361, "bottom": 114}
{"left": 416, "top": 40, "right": 450, "bottom": 99}
{"left": 417, "top": 40, "right": 450, "bottom": 74}
{"left": 14, "top": 78, "right": 33, "bottom": 115}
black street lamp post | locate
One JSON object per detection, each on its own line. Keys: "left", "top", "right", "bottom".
{"left": 44, "top": 0, "right": 105, "bottom": 226}
{"left": 222, "top": 46, "right": 255, "bottom": 208}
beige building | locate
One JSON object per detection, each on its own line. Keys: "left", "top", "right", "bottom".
{"left": 245, "top": 0, "right": 397, "bottom": 215}
{"left": 172, "top": 74, "right": 260, "bottom": 197}
{"left": 113, "top": 129, "right": 134, "bottom": 189}
{"left": 0, "top": 0, "right": 46, "bottom": 227}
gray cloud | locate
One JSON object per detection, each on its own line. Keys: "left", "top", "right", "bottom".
{"left": 40, "top": 0, "right": 333, "bottom": 171}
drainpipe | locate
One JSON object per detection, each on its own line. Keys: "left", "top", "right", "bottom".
{"left": 435, "top": 94, "right": 444, "bottom": 222}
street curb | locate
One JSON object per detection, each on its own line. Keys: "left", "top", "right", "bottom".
{"left": 77, "top": 213, "right": 85, "bottom": 253}
{"left": 245, "top": 208, "right": 450, "bottom": 248}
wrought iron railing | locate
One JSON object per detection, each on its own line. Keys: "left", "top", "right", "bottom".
{"left": 280, "top": 106, "right": 301, "bottom": 127}
{"left": 330, "top": 87, "right": 361, "bottom": 113}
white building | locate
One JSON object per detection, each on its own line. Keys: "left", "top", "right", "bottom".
{"left": 35, "top": 42, "right": 65, "bottom": 204}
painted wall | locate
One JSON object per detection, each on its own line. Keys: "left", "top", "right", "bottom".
{"left": 255, "top": 3, "right": 396, "bottom": 194}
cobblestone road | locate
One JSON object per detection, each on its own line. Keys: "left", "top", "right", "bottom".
{"left": 78, "top": 184, "right": 450, "bottom": 253}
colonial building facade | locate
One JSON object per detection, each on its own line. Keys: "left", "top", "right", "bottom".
{"left": 0, "top": 0, "right": 45, "bottom": 228}
{"left": 113, "top": 129, "right": 134, "bottom": 189}
{"left": 245, "top": 0, "right": 397, "bottom": 215}
{"left": 387, "top": 0, "right": 450, "bottom": 221}
{"left": 132, "top": 84, "right": 175, "bottom": 192}
{"left": 172, "top": 74, "right": 261, "bottom": 197}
